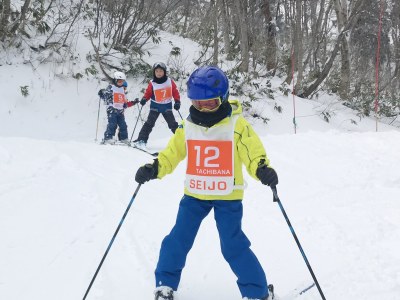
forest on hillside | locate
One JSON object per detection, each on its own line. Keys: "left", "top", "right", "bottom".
{"left": 1, "top": 0, "right": 399, "bottom": 124}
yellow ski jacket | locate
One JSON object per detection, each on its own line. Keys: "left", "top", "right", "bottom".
{"left": 156, "top": 99, "right": 271, "bottom": 200}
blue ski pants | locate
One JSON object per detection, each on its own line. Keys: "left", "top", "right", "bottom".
{"left": 155, "top": 195, "right": 268, "bottom": 299}
{"left": 104, "top": 107, "right": 128, "bottom": 140}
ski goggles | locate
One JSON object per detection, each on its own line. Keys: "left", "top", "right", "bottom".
{"left": 153, "top": 62, "right": 166, "bottom": 70}
{"left": 191, "top": 97, "right": 222, "bottom": 112}
{"left": 116, "top": 79, "right": 125, "bottom": 86}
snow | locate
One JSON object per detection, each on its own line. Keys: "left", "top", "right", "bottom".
{"left": 1, "top": 28, "right": 400, "bottom": 300}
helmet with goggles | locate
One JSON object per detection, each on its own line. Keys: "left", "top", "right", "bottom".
{"left": 187, "top": 66, "right": 229, "bottom": 112}
{"left": 153, "top": 62, "right": 167, "bottom": 72}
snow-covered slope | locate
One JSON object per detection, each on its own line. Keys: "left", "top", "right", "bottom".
{"left": 1, "top": 29, "right": 400, "bottom": 300}
{"left": 1, "top": 131, "right": 399, "bottom": 300}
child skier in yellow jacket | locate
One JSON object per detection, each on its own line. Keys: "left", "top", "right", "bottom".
{"left": 135, "top": 66, "right": 278, "bottom": 300}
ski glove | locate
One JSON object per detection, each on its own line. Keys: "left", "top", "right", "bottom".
{"left": 135, "top": 159, "right": 158, "bottom": 184}
{"left": 98, "top": 89, "right": 105, "bottom": 98}
{"left": 256, "top": 160, "right": 278, "bottom": 187}
{"left": 140, "top": 98, "right": 147, "bottom": 106}
{"left": 125, "top": 98, "right": 139, "bottom": 108}
{"left": 174, "top": 101, "right": 181, "bottom": 110}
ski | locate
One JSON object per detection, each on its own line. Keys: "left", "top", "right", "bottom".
{"left": 99, "top": 141, "right": 159, "bottom": 157}
{"left": 299, "top": 282, "right": 315, "bottom": 295}
{"left": 279, "top": 282, "right": 315, "bottom": 300}
{"left": 130, "top": 145, "right": 159, "bottom": 157}
{"left": 99, "top": 140, "right": 129, "bottom": 147}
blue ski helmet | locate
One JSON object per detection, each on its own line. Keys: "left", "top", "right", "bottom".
{"left": 187, "top": 66, "right": 229, "bottom": 102}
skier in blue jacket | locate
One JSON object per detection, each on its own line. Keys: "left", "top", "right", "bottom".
{"left": 98, "top": 71, "right": 138, "bottom": 144}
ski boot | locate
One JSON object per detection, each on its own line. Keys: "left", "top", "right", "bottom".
{"left": 119, "top": 138, "right": 130, "bottom": 145}
{"left": 243, "top": 284, "right": 275, "bottom": 300}
{"left": 133, "top": 139, "right": 147, "bottom": 150}
{"left": 154, "top": 286, "right": 174, "bottom": 300}
{"left": 102, "top": 139, "right": 115, "bottom": 145}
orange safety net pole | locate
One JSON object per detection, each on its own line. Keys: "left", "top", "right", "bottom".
{"left": 291, "top": 46, "right": 297, "bottom": 134}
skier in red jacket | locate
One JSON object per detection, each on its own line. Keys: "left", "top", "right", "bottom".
{"left": 133, "top": 62, "right": 181, "bottom": 150}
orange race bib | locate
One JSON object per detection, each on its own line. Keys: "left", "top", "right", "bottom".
{"left": 187, "top": 140, "right": 232, "bottom": 176}
{"left": 110, "top": 85, "right": 126, "bottom": 110}
{"left": 113, "top": 92, "right": 125, "bottom": 104}
{"left": 154, "top": 87, "right": 172, "bottom": 102}
{"left": 186, "top": 139, "right": 234, "bottom": 195}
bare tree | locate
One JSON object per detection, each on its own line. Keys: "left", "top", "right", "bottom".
{"left": 219, "top": 0, "right": 232, "bottom": 60}
{"left": 232, "top": 0, "right": 250, "bottom": 72}
{"left": 0, "top": 0, "right": 11, "bottom": 41}
{"left": 303, "top": 0, "right": 367, "bottom": 98}
{"left": 334, "top": 0, "right": 350, "bottom": 100}
{"left": 211, "top": 0, "right": 219, "bottom": 65}
{"left": 261, "top": 0, "right": 277, "bottom": 72}
{"left": 10, "top": 0, "right": 31, "bottom": 35}
{"left": 294, "top": 0, "right": 304, "bottom": 93}
{"left": 181, "top": 0, "right": 192, "bottom": 37}
{"left": 392, "top": 0, "right": 400, "bottom": 91}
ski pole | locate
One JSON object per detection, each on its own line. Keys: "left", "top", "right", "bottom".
{"left": 271, "top": 186, "right": 326, "bottom": 300}
{"left": 95, "top": 97, "right": 101, "bottom": 141}
{"left": 83, "top": 184, "right": 142, "bottom": 300}
{"left": 177, "top": 110, "right": 184, "bottom": 121}
{"left": 129, "top": 104, "right": 143, "bottom": 143}
{"left": 136, "top": 104, "right": 144, "bottom": 125}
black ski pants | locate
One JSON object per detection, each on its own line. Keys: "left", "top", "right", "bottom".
{"left": 136, "top": 109, "right": 178, "bottom": 143}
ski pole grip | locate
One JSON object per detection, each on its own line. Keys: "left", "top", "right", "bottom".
{"left": 271, "top": 186, "right": 280, "bottom": 202}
